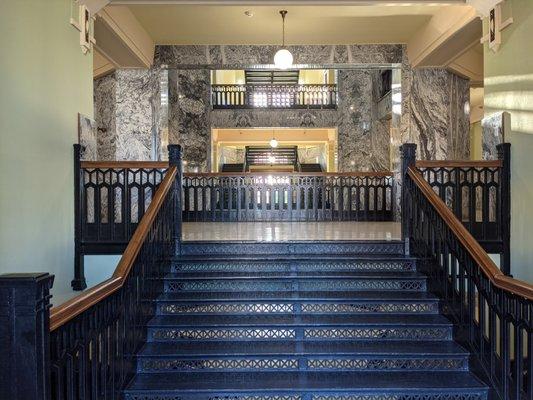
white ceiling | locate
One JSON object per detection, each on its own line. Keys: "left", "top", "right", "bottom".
{"left": 126, "top": 4, "right": 452, "bottom": 44}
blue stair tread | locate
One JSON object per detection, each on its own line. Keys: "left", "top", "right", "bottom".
{"left": 162, "top": 271, "right": 425, "bottom": 279}
{"left": 154, "top": 291, "right": 439, "bottom": 301}
{"left": 137, "top": 340, "right": 468, "bottom": 357}
{"left": 124, "top": 371, "right": 487, "bottom": 392}
{"left": 147, "top": 314, "right": 451, "bottom": 327}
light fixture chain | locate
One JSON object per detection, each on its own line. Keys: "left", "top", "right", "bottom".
{"left": 280, "top": 10, "right": 287, "bottom": 47}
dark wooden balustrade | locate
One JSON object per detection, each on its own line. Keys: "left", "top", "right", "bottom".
{"left": 183, "top": 172, "right": 393, "bottom": 222}
{"left": 211, "top": 84, "right": 337, "bottom": 109}
{"left": 49, "top": 147, "right": 182, "bottom": 400}
{"left": 401, "top": 143, "right": 531, "bottom": 400}
{"left": 415, "top": 144, "right": 511, "bottom": 274}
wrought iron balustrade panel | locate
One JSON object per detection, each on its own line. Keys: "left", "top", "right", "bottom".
{"left": 417, "top": 166, "right": 502, "bottom": 244}
{"left": 80, "top": 167, "right": 167, "bottom": 244}
{"left": 404, "top": 171, "right": 532, "bottom": 400}
{"left": 182, "top": 174, "right": 393, "bottom": 222}
{"left": 50, "top": 186, "right": 176, "bottom": 400}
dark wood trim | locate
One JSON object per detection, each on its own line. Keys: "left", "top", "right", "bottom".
{"left": 50, "top": 166, "right": 178, "bottom": 331}
{"left": 408, "top": 166, "right": 533, "bottom": 300}
{"left": 184, "top": 171, "right": 393, "bottom": 177}
{"left": 415, "top": 160, "right": 502, "bottom": 168}
{"left": 80, "top": 161, "right": 169, "bottom": 168}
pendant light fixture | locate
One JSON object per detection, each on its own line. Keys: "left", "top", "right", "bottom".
{"left": 274, "top": 10, "right": 293, "bottom": 69}
{"left": 270, "top": 129, "right": 279, "bottom": 148}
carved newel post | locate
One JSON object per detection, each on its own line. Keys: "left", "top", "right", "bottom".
{"left": 0, "top": 273, "right": 54, "bottom": 400}
{"left": 168, "top": 144, "right": 183, "bottom": 256}
{"left": 400, "top": 143, "right": 417, "bottom": 255}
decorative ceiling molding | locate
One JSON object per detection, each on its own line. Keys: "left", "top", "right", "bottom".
{"left": 95, "top": 5, "right": 155, "bottom": 67}
{"left": 78, "top": 0, "right": 110, "bottom": 14}
{"left": 407, "top": 5, "right": 479, "bottom": 68}
{"left": 466, "top": 0, "right": 502, "bottom": 17}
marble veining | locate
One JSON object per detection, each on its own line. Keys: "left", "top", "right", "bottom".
{"left": 94, "top": 73, "right": 117, "bottom": 161}
{"left": 78, "top": 113, "right": 97, "bottom": 161}
{"left": 482, "top": 111, "right": 510, "bottom": 160}
{"left": 94, "top": 69, "right": 162, "bottom": 161}
{"left": 154, "top": 44, "right": 404, "bottom": 68}
{"left": 409, "top": 69, "right": 470, "bottom": 160}
{"left": 94, "top": 44, "right": 470, "bottom": 181}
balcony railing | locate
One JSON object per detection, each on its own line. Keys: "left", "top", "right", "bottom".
{"left": 211, "top": 84, "right": 337, "bottom": 109}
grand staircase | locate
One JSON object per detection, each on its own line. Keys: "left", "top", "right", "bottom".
{"left": 124, "top": 241, "right": 489, "bottom": 400}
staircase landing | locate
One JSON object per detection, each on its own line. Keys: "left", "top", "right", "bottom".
{"left": 183, "top": 221, "right": 401, "bottom": 242}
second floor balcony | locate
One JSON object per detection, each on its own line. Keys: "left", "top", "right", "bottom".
{"left": 211, "top": 69, "right": 338, "bottom": 110}
{"left": 211, "top": 83, "right": 338, "bottom": 110}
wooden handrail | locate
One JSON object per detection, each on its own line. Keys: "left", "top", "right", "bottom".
{"left": 184, "top": 171, "right": 393, "bottom": 177}
{"left": 416, "top": 160, "right": 502, "bottom": 168}
{"left": 80, "top": 161, "right": 169, "bottom": 168}
{"left": 408, "top": 166, "right": 533, "bottom": 300}
{"left": 50, "top": 166, "right": 178, "bottom": 331}
{"left": 79, "top": 162, "right": 392, "bottom": 178}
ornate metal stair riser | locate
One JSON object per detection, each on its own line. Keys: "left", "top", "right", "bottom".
{"left": 163, "top": 279, "right": 427, "bottom": 293}
{"left": 123, "top": 392, "right": 488, "bottom": 400}
{"left": 138, "top": 357, "right": 468, "bottom": 372}
{"left": 171, "top": 260, "right": 417, "bottom": 273}
{"left": 157, "top": 302, "right": 439, "bottom": 315}
{"left": 179, "top": 241, "right": 405, "bottom": 256}
{"left": 148, "top": 327, "right": 453, "bottom": 341}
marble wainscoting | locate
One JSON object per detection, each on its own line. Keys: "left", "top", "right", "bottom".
{"left": 481, "top": 111, "right": 510, "bottom": 160}
{"left": 78, "top": 113, "right": 97, "bottom": 161}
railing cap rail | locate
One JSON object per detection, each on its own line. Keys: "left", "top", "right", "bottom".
{"left": 408, "top": 166, "right": 533, "bottom": 301}
{"left": 184, "top": 171, "right": 393, "bottom": 177}
{"left": 49, "top": 166, "right": 178, "bottom": 331}
{"left": 415, "top": 160, "right": 502, "bottom": 168}
{"left": 80, "top": 161, "right": 169, "bottom": 169}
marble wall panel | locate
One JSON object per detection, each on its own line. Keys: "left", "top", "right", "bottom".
{"left": 482, "top": 111, "right": 510, "bottom": 160}
{"left": 168, "top": 69, "right": 211, "bottom": 171}
{"left": 94, "top": 73, "right": 117, "bottom": 160}
{"left": 94, "top": 69, "right": 163, "bottom": 161}
{"left": 154, "top": 44, "right": 404, "bottom": 68}
{"left": 115, "top": 69, "right": 161, "bottom": 161}
{"left": 78, "top": 113, "right": 97, "bottom": 161}
{"left": 409, "top": 69, "right": 470, "bottom": 160}
{"left": 95, "top": 45, "right": 469, "bottom": 176}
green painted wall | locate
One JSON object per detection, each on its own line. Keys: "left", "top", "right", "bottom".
{"left": 0, "top": 0, "right": 93, "bottom": 304}
{"left": 483, "top": 0, "right": 533, "bottom": 283}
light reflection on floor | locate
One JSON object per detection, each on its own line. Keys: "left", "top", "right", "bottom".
{"left": 182, "top": 222, "right": 401, "bottom": 242}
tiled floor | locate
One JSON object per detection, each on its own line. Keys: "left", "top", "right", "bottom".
{"left": 182, "top": 222, "right": 401, "bottom": 242}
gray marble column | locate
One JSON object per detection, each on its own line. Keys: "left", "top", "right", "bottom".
{"left": 94, "top": 69, "right": 163, "bottom": 161}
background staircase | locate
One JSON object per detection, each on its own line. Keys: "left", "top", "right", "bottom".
{"left": 124, "top": 242, "right": 489, "bottom": 400}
